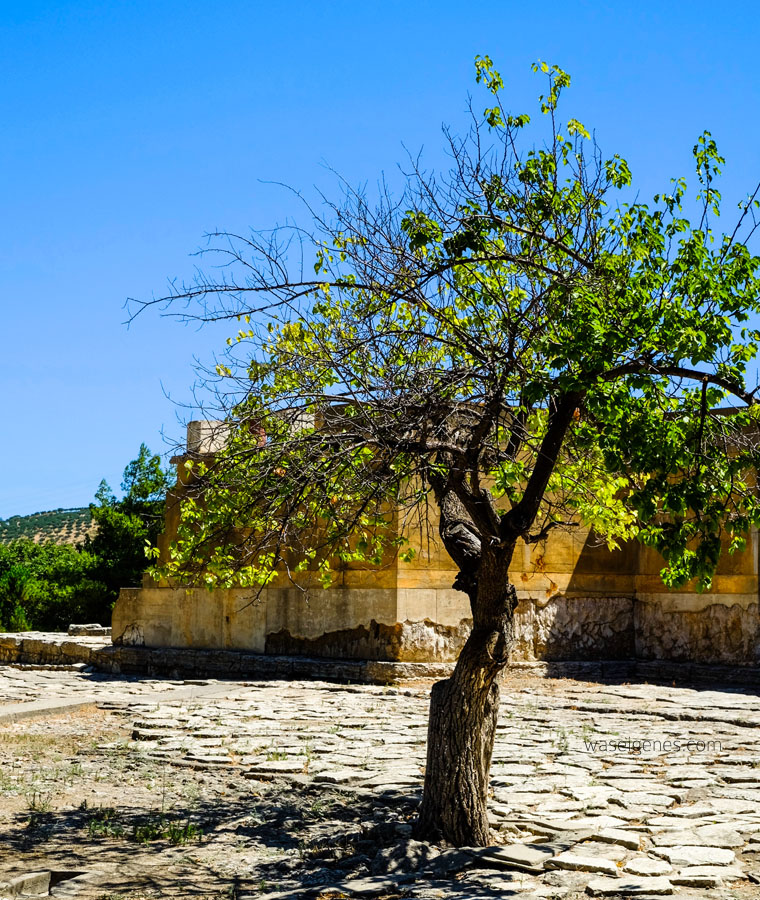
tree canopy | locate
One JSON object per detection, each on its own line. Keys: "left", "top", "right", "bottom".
{"left": 138, "top": 58, "right": 760, "bottom": 844}
{"left": 86, "top": 443, "right": 172, "bottom": 598}
{"left": 148, "top": 58, "right": 760, "bottom": 596}
{"left": 0, "top": 444, "right": 171, "bottom": 632}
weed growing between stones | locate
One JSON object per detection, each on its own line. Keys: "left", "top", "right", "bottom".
{"left": 133, "top": 815, "right": 203, "bottom": 845}
{"left": 266, "top": 748, "right": 288, "bottom": 761}
{"left": 26, "top": 789, "right": 53, "bottom": 813}
{"left": 80, "top": 802, "right": 203, "bottom": 845}
{"left": 85, "top": 806, "right": 125, "bottom": 839}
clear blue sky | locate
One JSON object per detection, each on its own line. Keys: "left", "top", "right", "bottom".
{"left": 1, "top": 0, "right": 759, "bottom": 517}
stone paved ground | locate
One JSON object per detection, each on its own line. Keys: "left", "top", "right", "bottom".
{"left": 1, "top": 665, "right": 759, "bottom": 898}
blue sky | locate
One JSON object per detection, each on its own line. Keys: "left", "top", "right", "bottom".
{"left": 1, "top": 0, "right": 759, "bottom": 517}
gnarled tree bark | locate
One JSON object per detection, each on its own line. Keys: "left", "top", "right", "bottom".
{"left": 415, "top": 476, "right": 518, "bottom": 844}
{"left": 414, "top": 393, "right": 582, "bottom": 844}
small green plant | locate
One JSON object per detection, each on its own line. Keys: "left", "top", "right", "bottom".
{"left": 133, "top": 818, "right": 163, "bottom": 843}
{"left": 27, "top": 790, "right": 52, "bottom": 813}
{"left": 132, "top": 814, "right": 202, "bottom": 845}
{"left": 86, "top": 806, "right": 124, "bottom": 839}
{"left": 266, "top": 748, "right": 288, "bottom": 761}
{"left": 309, "top": 799, "right": 328, "bottom": 818}
{"left": 0, "top": 770, "right": 17, "bottom": 794}
{"left": 59, "top": 761, "right": 84, "bottom": 785}
{"left": 166, "top": 818, "right": 202, "bottom": 845}
{"left": 553, "top": 728, "right": 570, "bottom": 754}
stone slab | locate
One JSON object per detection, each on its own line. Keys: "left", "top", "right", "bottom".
{"left": 586, "top": 875, "right": 674, "bottom": 895}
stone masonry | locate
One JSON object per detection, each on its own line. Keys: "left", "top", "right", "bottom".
{"left": 111, "top": 422, "right": 760, "bottom": 667}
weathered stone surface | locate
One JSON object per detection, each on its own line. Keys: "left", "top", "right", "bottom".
{"left": 68, "top": 623, "right": 111, "bottom": 636}
{"left": 4, "top": 630, "right": 760, "bottom": 686}
{"left": 651, "top": 824, "right": 743, "bottom": 848}
{"left": 670, "top": 865, "right": 746, "bottom": 887}
{"left": 6, "top": 872, "right": 52, "bottom": 895}
{"left": 370, "top": 839, "right": 439, "bottom": 874}
{"left": 533, "top": 596, "right": 635, "bottom": 661}
{"left": 265, "top": 619, "right": 471, "bottom": 663}
{"left": 547, "top": 851, "right": 618, "bottom": 875}
{"left": 108, "top": 424, "right": 760, "bottom": 668}
{"left": 617, "top": 791, "right": 676, "bottom": 808}
{"left": 635, "top": 599, "right": 759, "bottom": 664}
{"left": 107, "top": 593, "right": 760, "bottom": 667}
{"left": 562, "top": 816, "right": 630, "bottom": 831}
{"left": 422, "top": 848, "right": 474, "bottom": 876}
{"left": 4, "top": 661, "right": 760, "bottom": 899}
{"left": 245, "top": 760, "right": 307, "bottom": 776}
{"left": 475, "top": 843, "right": 556, "bottom": 872}
{"left": 623, "top": 856, "right": 672, "bottom": 876}
{"left": 586, "top": 874, "right": 674, "bottom": 895}
{"left": 654, "top": 845, "right": 736, "bottom": 866}
{"left": 595, "top": 828, "right": 645, "bottom": 851}
{"left": 312, "top": 769, "right": 360, "bottom": 784}
{"left": 341, "top": 875, "right": 410, "bottom": 896}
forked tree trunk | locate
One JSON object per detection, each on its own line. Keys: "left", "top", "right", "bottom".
{"left": 415, "top": 576, "right": 517, "bottom": 845}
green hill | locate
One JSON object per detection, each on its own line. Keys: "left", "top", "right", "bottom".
{"left": 0, "top": 508, "right": 96, "bottom": 546}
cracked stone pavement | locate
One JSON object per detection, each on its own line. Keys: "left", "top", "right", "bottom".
{"left": 1, "top": 663, "right": 760, "bottom": 898}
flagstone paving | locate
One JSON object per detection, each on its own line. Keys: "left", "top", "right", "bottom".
{"left": 1, "top": 663, "right": 759, "bottom": 898}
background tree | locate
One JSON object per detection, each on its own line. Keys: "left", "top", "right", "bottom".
{"left": 0, "top": 541, "right": 103, "bottom": 630}
{"left": 0, "top": 444, "right": 172, "bottom": 632}
{"left": 85, "top": 443, "right": 172, "bottom": 598}
{"left": 0, "top": 564, "right": 32, "bottom": 631}
{"left": 137, "top": 59, "right": 760, "bottom": 845}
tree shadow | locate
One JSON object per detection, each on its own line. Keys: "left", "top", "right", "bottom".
{"left": 0, "top": 780, "right": 421, "bottom": 897}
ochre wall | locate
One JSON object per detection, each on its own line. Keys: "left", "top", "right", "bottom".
{"left": 112, "top": 519, "right": 759, "bottom": 665}
{"left": 111, "top": 425, "right": 759, "bottom": 666}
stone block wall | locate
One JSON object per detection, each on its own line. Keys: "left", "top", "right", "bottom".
{"left": 112, "top": 584, "right": 760, "bottom": 666}
{"left": 110, "top": 422, "right": 760, "bottom": 667}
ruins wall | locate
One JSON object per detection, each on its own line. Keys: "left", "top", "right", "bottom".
{"left": 111, "top": 422, "right": 760, "bottom": 666}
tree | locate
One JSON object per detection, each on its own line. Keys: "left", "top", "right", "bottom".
{"left": 135, "top": 59, "right": 760, "bottom": 845}
{"left": 0, "top": 563, "right": 32, "bottom": 631}
{"left": 0, "top": 540, "right": 103, "bottom": 630}
{"left": 85, "top": 444, "right": 172, "bottom": 598}
{"left": 120, "top": 443, "right": 173, "bottom": 511}
{"left": 0, "top": 446, "right": 171, "bottom": 632}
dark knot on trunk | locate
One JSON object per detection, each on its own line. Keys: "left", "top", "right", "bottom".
{"left": 452, "top": 569, "right": 478, "bottom": 597}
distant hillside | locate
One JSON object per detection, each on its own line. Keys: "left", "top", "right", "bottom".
{"left": 0, "top": 507, "right": 96, "bottom": 546}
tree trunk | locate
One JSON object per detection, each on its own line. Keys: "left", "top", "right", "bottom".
{"left": 415, "top": 665, "right": 500, "bottom": 845}
{"left": 415, "top": 574, "right": 517, "bottom": 845}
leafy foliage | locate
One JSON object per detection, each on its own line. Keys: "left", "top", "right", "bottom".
{"left": 84, "top": 443, "right": 172, "bottom": 598}
{"left": 0, "top": 541, "right": 103, "bottom": 630}
{"left": 120, "top": 443, "right": 173, "bottom": 509}
{"left": 144, "top": 58, "right": 760, "bottom": 596}
{"left": 135, "top": 55, "right": 760, "bottom": 850}
{"left": 0, "top": 444, "right": 171, "bottom": 631}
{"left": 0, "top": 564, "right": 32, "bottom": 631}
